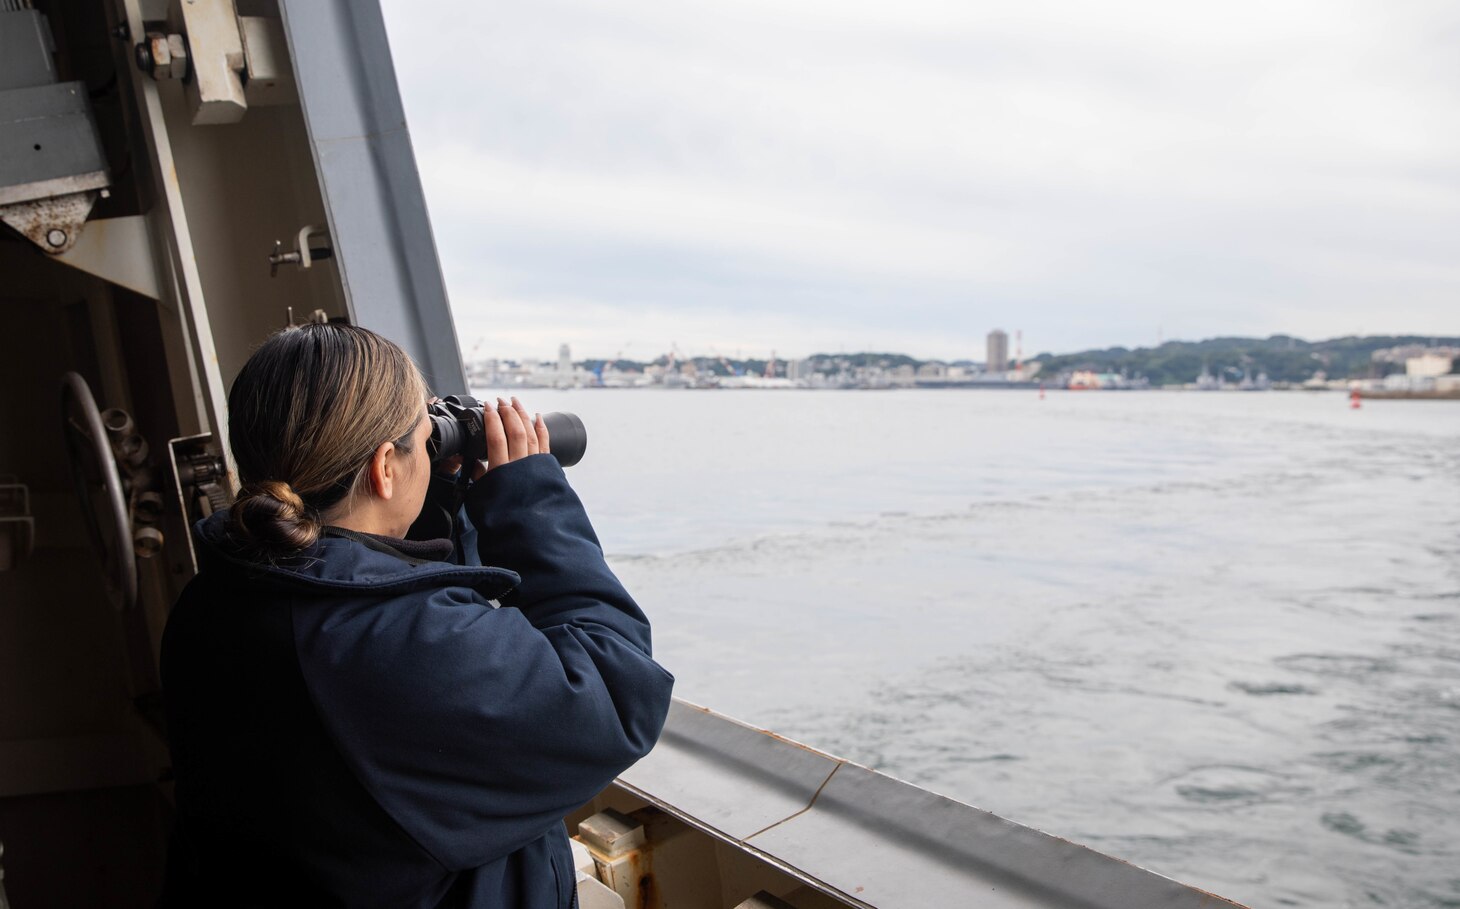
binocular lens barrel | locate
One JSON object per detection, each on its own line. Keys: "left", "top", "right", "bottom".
{"left": 540, "top": 412, "right": 587, "bottom": 468}
{"left": 427, "top": 398, "right": 587, "bottom": 468}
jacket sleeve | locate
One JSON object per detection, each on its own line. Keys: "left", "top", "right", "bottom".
{"left": 293, "top": 455, "right": 673, "bottom": 872}
{"left": 465, "top": 454, "right": 652, "bottom": 653}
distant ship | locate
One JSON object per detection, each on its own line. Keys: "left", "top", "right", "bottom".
{"left": 1067, "top": 370, "right": 1149, "bottom": 390}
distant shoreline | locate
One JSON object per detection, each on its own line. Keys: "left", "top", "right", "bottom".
{"left": 470, "top": 383, "right": 1460, "bottom": 397}
{"left": 1354, "top": 389, "right": 1460, "bottom": 400}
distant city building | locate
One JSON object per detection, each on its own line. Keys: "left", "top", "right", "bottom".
{"left": 987, "top": 330, "right": 1009, "bottom": 373}
{"left": 1373, "top": 343, "right": 1460, "bottom": 366}
{"left": 1407, "top": 353, "right": 1454, "bottom": 378}
{"left": 916, "top": 362, "right": 947, "bottom": 379}
{"left": 557, "top": 343, "right": 572, "bottom": 375}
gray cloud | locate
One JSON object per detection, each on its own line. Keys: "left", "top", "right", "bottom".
{"left": 382, "top": 0, "right": 1460, "bottom": 360}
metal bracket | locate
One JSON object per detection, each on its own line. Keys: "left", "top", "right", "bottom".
{"left": 0, "top": 189, "right": 102, "bottom": 255}
{"left": 238, "top": 16, "right": 297, "bottom": 107}
{"left": 168, "top": 434, "right": 231, "bottom": 574}
{"left": 54, "top": 215, "right": 163, "bottom": 299}
{"left": 131, "top": 11, "right": 297, "bottom": 119}
{"left": 284, "top": 306, "right": 333, "bottom": 328}
{"left": 268, "top": 224, "right": 332, "bottom": 277}
{"left": 132, "top": 0, "right": 247, "bottom": 124}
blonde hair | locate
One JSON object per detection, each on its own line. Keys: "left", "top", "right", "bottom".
{"left": 226, "top": 323, "right": 428, "bottom": 556}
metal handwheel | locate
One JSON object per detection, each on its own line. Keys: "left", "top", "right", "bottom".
{"left": 61, "top": 371, "right": 136, "bottom": 611}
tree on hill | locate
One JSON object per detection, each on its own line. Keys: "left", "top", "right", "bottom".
{"left": 1031, "top": 335, "right": 1460, "bottom": 385}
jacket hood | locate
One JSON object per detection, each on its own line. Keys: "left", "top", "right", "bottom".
{"left": 193, "top": 508, "right": 519, "bottom": 600}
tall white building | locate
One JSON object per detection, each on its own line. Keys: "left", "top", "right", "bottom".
{"left": 558, "top": 343, "right": 572, "bottom": 375}
{"left": 1408, "top": 353, "right": 1454, "bottom": 378}
{"left": 987, "top": 330, "right": 1009, "bottom": 373}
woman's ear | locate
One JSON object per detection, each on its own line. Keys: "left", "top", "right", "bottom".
{"left": 366, "top": 440, "right": 396, "bottom": 501}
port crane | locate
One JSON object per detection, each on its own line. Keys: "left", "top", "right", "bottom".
{"left": 709, "top": 347, "right": 741, "bottom": 377}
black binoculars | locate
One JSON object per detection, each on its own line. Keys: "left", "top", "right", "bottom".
{"left": 426, "top": 396, "right": 587, "bottom": 468}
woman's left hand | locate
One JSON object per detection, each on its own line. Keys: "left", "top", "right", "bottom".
{"left": 480, "top": 397, "right": 550, "bottom": 477}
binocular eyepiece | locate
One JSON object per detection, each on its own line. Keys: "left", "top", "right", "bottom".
{"left": 427, "top": 395, "right": 587, "bottom": 468}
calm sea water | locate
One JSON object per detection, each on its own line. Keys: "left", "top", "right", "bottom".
{"left": 476, "top": 387, "right": 1460, "bottom": 909}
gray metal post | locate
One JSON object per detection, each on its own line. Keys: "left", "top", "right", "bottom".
{"left": 275, "top": 0, "right": 466, "bottom": 392}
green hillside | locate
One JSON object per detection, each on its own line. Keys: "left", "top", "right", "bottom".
{"left": 570, "top": 335, "right": 1456, "bottom": 384}
{"left": 1029, "top": 335, "right": 1459, "bottom": 385}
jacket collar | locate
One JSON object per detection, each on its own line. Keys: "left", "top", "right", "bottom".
{"left": 321, "top": 526, "right": 455, "bottom": 566}
{"left": 193, "top": 509, "right": 519, "bottom": 599}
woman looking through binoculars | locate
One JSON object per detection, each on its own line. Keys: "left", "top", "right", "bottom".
{"left": 160, "top": 322, "right": 674, "bottom": 908}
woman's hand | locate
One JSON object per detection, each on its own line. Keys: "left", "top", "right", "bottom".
{"left": 435, "top": 454, "right": 464, "bottom": 477}
{"left": 480, "top": 397, "right": 551, "bottom": 477}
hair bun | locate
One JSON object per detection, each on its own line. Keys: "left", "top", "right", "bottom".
{"left": 229, "top": 479, "right": 321, "bottom": 555}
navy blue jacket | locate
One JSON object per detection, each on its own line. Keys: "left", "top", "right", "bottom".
{"left": 161, "top": 455, "right": 674, "bottom": 908}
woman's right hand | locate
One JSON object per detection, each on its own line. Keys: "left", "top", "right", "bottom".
{"left": 479, "top": 396, "right": 551, "bottom": 478}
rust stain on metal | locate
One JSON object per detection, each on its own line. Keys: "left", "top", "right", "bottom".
{"left": 757, "top": 722, "right": 843, "bottom": 760}
{"left": 1193, "top": 885, "right": 1251, "bottom": 908}
{"left": 0, "top": 190, "right": 98, "bottom": 255}
{"left": 631, "top": 850, "right": 650, "bottom": 909}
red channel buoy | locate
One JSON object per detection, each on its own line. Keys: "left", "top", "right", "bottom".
{"left": 1350, "top": 389, "right": 1362, "bottom": 410}
{"left": 1039, "top": 382, "right": 1046, "bottom": 401}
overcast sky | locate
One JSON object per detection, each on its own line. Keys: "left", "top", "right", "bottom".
{"left": 380, "top": 0, "right": 1460, "bottom": 362}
